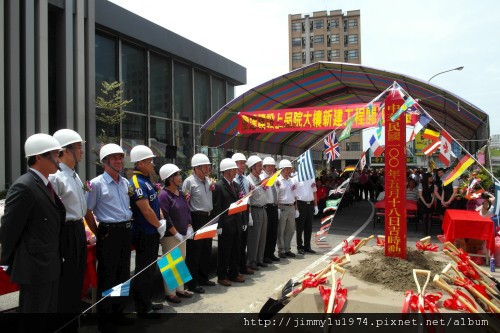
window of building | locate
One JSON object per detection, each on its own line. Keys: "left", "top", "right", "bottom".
{"left": 348, "top": 19, "right": 358, "bottom": 28}
{"left": 348, "top": 49, "right": 359, "bottom": 59}
{"left": 150, "top": 117, "right": 172, "bottom": 167}
{"left": 330, "top": 34, "right": 339, "bottom": 44}
{"left": 302, "top": 52, "right": 306, "bottom": 63}
{"left": 314, "top": 50, "right": 325, "bottom": 60}
{"left": 348, "top": 34, "right": 358, "bottom": 44}
{"left": 95, "top": 33, "right": 116, "bottom": 90}
{"left": 314, "top": 20, "right": 324, "bottom": 29}
{"left": 328, "top": 49, "right": 340, "bottom": 60}
{"left": 291, "top": 22, "right": 301, "bottom": 32}
{"left": 309, "top": 36, "right": 314, "bottom": 48}
{"left": 122, "top": 113, "right": 146, "bottom": 153}
{"left": 173, "top": 62, "right": 193, "bottom": 122}
{"left": 292, "top": 37, "right": 302, "bottom": 47}
{"left": 330, "top": 19, "right": 339, "bottom": 29}
{"left": 174, "top": 121, "right": 193, "bottom": 170}
{"left": 292, "top": 53, "right": 302, "bottom": 61}
{"left": 212, "top": 76, "right": 225, "bottom": 114}
{"left": 345, "top": 142, "right": 360, "bottom": 151}
{"left": 150, "top": 52, "right": 170, "bottom": 118}
{"left": 121, "top": 42, "right": 146, "bottom": 114}
{"left": 314, "top": 35, "right": 324, "bottom": 45}
{"left": 194, "top": 70, "right": 210, "bottom": 124}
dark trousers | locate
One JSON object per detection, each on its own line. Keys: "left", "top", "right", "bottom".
{"left": 296, "top": 201, "right": 314, "bottom": 250}
{"left": 96, "top": 224, "right": 131, "bottom": 316}
{"left": 239, "top": 211, "right": 249, "bottom": 272}
{"left": 264, "top": 204, "right": 279, "bottom": 258}
{"left": 217, "top": 227, "right": 241, "bottom": 280}
{"left": 132, "top": 231, "right": 159, "bottom": 313}
{"left": 19, "top": 280, "right": 58, "bottom": 313}
{"left": 58, "top": 220, "right": 87, "bottom": 314}
{"left": 186, "top": 214, "right": 212, "bottom": 288}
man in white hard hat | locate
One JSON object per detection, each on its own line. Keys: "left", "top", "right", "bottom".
{"left": 293, "top": 167, "right": 319, "bottom": 255}
{"left": 260, "top": 157, "right": 280, "bottom": 262}
{"left": 182, "top": 153, "right": 215, "bottom": 293}
{"left": 84, "top": 143, "right": 133, "bottom": 331}
{"left": 231, "top": 152, "right": 253, "bottom": 275}
{"left": 49, "top": 129, "right": 88, "bottom": 316}
{"left": 213, "top": 158, "right": 245, "bottom": 287}
{"left": 128, "top": 145, "right": 165, "bottom": 317}
{"left": 276, "top": 159, "right": 298, "bottom": 259}
{"left": 0, "top": 133, "right": 65, "bottom": 313}
{"left": 246, "top": 155, "right": 268, "bottom": 269}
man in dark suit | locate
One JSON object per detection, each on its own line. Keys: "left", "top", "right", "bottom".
{"left": 0, "top": 133, "right": 65, "bottom": 313}
{"left": 212, "top": 158, "right": 245, "bottom": 287}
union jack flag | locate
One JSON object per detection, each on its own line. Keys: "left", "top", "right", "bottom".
{"left": 324, "top": 132, "right": 340, "bottom": 162}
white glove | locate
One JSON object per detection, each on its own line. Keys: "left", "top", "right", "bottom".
{"left": 216, "top": 228, "right": 223, "bottom": 235}
{"left": 314, "top": 206, "right": 319, "bottom": 215}
{"left": 174, "top": 232, "right": 184, "bottom": 243}
{"left": 248, "top": 214, "right": 254, "bottom": 227}
{"left": 277, "top": 209, "right": 281, "bottom": 219}
{"left": 185, "top": 226, "right": 194, "bottom": 239}
{"left": 242, "top": 225, "right": 247, "bottom": 232}
{"left": 157, "top": 219, "right": 166, "bottom": 238}
{"left": 295, "top": 210, "right": 300, "bottom": 219}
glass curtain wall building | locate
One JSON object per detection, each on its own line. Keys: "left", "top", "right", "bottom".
{"left": 1, "top": 0, "right": 246, "bottom": 189}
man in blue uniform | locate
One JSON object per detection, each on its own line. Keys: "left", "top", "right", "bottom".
{"left": 128, "top": 145, "right": 166, "bottom": 317}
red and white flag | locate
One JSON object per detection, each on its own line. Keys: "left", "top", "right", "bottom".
{"left": 193, "top": 223, "right": 218, "bottom": 240}
{"left": 439, "top": 130, "right": 453, "bottom": 167}
{"left": 228, "top": 195, "right": 250, "bottom": 215}
{"left": 359, "top": 152, "right": 367, "bottom": 171}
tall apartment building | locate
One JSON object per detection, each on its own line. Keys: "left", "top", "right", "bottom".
{"left": 288, "top": 10, "right": 361, "bottom": 71}
{"left": 288, "top": 10, "right": 362, "bottom": 171}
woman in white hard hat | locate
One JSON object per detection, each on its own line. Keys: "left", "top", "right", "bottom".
{"left": 158, "top": 163, "right": 194, "bottom": 303}
{"left": 0, "top": 133, "right": 64, "bottom": 314}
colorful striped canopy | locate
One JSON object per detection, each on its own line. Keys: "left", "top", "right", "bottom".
{"left": 200, "top": 62, "right": 489, "bottom": 157}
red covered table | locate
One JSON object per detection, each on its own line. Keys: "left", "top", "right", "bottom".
{"left": 0, "top": 267, "right": 19, "bottom": 296}
{"left": 442, "top": 209, "right": 495, "bottom": 255}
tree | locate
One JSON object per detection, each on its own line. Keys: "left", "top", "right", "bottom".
{"left": 95, "top": 81, "right": 132, "bottom": 145}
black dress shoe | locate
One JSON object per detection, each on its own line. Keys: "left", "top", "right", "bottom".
{"left": 271, "top": 255, "right": 281, "bottom": 261}
{"left": 165, "top": 295, "right": 182, "bottom": 304}
{"left": 304, "top": 248, "right": 317, "bottom": 254}
{"left": 285, "top": 251, "right": 296, "bottom": 257}
{"left": 257, "top": 262, "right": 268, "bottom": 268}
{"left": 240, "top": 268, "right": 255, "bottom": 275}
{"left": 298, "top": 249, "right": 305, "bottom": 255}
{"left": 263, "top": 258, "right": 273, "bottom": 264}
{"left": 151, "top": 303, "right": 164, "bottom": 310}
{"left": 176, "top": 291, "right": 193, "bottom": 298}
{"left": 278, "top": 253, "right": 287, "bottom": 259}
{"left": 200, "top": 280, "right": 216, "bottom": 286}
{"left": 247, "top": 263, "right": 259, "bottom": 271}
{"left": 190, "top": 285, "right": 205, "bottom": 294}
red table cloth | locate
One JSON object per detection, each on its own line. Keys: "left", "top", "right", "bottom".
{"left": 442, "top": 209, "right": 495, "bottom": 255}
{"left": 0, "top": 267, "right": 19, "bottom": 296}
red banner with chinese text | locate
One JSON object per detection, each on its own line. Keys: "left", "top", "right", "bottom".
{"left": 237, "top": 103, "right": 416, "bottom": 134}
{"left": 384, "top": 91, "right": 407, "bottom": 259}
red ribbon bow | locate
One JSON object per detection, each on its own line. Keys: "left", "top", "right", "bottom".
{"left": 318, "top": 280, "right": 348, "bottom": 314}
{"left": 443, "top": 289, "right": 477, "bottom": 313}
{"left": 456, "top": 249, "right": 480, "bottom": 280}
{"left": 402, "top": 290, "right": 442, "bottom": 314}
{"left": 415, "top": 241, "right": 439, "bottom": 252}
{"left": 342, "top": 239, "right": 361, "bottom": 254}
{"left": 376, "top": 237, "right": 385, "bottom": 247}
{"left": 301, "top": 272, "right": 327, "bottom": 289}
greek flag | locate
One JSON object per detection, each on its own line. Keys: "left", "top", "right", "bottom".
{"left": 297, "top": 150, "right": 315, "bottom": 182}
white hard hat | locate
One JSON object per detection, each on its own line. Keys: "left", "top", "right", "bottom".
{"left": 159, "top": 163, "right": 181, "bottom": 181}
{"left": 220, "top": 158, "right": 237, "bottom": 172}
{"left": 53, "top": 129, "right": 85, "bottom": 147}
{"left": 246, "top": 155, "right": 262, "bottom": 168}
{"left": 25, "top": 133, "right": 62, "bottom": 157}
{"left": 130, "top": 145, "right": 156, "bottom": 163}
{"left": 262, "top": 156, "right": 276, "bottom": 166}
{"left": 278, "top": 159, "right": 292, "bottom": 169}
{"left": 231, "top": 152, "right": 247, "bottom": 162}
{"left": 99, "top": 143, "right": 125, "bottom": 162}
{"left": 191, "top": 153, "right": 210, "bottom": 167}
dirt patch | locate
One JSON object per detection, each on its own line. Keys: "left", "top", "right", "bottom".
{"left": 350, "top": 248, "right": 446, "bottom": 292}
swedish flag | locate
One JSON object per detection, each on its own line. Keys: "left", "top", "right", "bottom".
{"left": 157, "top": 247, "right": 192, "bottom": 290}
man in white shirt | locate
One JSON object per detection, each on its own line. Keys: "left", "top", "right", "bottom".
{"left": 50, "top": 129, "right": 88, "bottom": 316}
{"left": 276, "top": 159, "right": 298, "bottom": 258}
{"left": 293, "top": 175, "right": 318, "bottom": 255}
{"left": 261, "top": 157, "right": 280, "bottom": 262}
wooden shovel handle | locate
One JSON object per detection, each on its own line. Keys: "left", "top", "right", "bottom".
{"left": 326, "top": 263, "right": 336, "bottom": 314}
{"left": 286, "top": 264, "right": 332, "bottom": 298}
{"left": 433, "top": 274, "right": 479, "bottom": 313}
{"left": 444, "top": 241, "right": 494, "bottom": 279}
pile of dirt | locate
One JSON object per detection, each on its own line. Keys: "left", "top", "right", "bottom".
{"left": 350, "top": 248, "right": 446, "bottom": 292}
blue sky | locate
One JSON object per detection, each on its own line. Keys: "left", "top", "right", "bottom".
{"left": 109, "top": 0, "right": 500, "bottom": 136}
